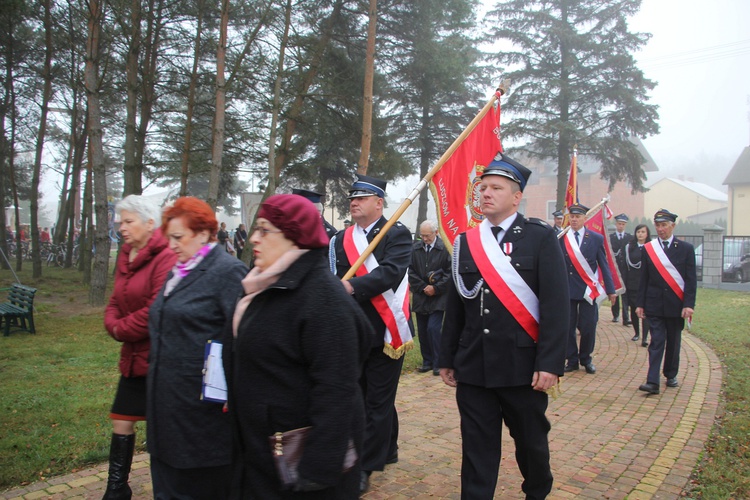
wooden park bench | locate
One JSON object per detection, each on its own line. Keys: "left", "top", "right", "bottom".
{"left": 0, "top": 284, "right": 37, "bottom": 337}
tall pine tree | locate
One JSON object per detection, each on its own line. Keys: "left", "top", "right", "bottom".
{"left": 485, "top": 0, "right": 659, "bottom": 206}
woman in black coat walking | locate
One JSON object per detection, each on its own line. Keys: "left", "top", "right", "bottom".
{"left": 226, "top": 194, "right": 373, "bottom": 499}
{"left": 625, "top": 224, "right": 651, "bottom": 346}
{"left": 147, "top": 197, "right": 247, "bottom": 499}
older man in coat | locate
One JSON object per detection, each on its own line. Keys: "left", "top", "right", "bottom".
{"left": 409, "top": 219, "right": 451, "bottom": 376}
{"left": 560, "top": 203, "right": 617, "bottom": 375}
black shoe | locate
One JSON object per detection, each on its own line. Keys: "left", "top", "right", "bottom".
{"left": 639, "top": 382, "right": 660, "bottom": 394}
{"left": 631, "top": 335, "right": 640, "bottom": 341}
{"left": 433, "top": 369, "right": 440, "bottom": 376}
{"left": 666, "top": 378, "right": 679, "bottom": 388}
{"left": 386, "top": 451, "right": 399, "bottom": 464}
{"left": 359, "top": 471, "right": 371, "bottom": 494}
{"left": 417, "top": 365, "right": 432, "bottom": 373}
{"left": 641, "top": 341, "right": 648, "bottom": 347}
{"left": 611, "top": 316, "right": 620, "bottom": 323}
{"left": 624, "top": 321, "right": 632, "bottom": 326}
{"left": 583, "top": 362, "right": 596, "bottom": 374}
{"left": 564, "top": 363, "right": 579, "bottom": 372}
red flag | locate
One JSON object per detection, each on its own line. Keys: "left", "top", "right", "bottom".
{"left": 430, "top": 102, "right": 502, "bottom": 247}
{"left": 563, "top": 149, "right": 579, "bottom": 228}
{"left": 585, "top": 207, "right": 625, "bottom": 294}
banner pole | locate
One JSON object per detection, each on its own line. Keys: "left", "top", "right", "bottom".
{"left": 341, "top": 81, "right": 510, "bottom": 280}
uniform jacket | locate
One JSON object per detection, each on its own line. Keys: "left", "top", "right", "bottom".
{"left": 560, "top": 228, "right": 616, "bottom": 300}
{"left": 104, "top": 231, "right": 176, "bottom": 378}
{"left": 624, "top": 241, "right": 647, "bottom": 296}
{"left": 330, "top": 216, "right": 413, "bottom": 349}
{"left": 409, "top": 236, "right": 451, "bottom": 314}
{"left": 226, "top": 249, "right": 374, "bottom": 497}
{"left": 439, "top": 214, "right": 569, "bottom": 387}
{"left": 147, "top": 246, "right": 247, "bottom": 469}
{"left": 636, "top": 238, "right": 697, "bottom": 317}
{"left": 610, "top": 231, "right": 632, "bottom": 275}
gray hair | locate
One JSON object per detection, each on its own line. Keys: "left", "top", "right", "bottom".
{"left": 420, "top": 219, "right": 438, "bottom": 233}
{"left": 116, "top": 195, "right": 162, "bottom": 225}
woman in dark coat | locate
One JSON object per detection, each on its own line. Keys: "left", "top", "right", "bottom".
{"left": 227, "top": 194, "right": 373, "bottom": 499}
{"left": 147, "top": 197, "right": 247, "bottom": 499}
{"left": 625, "top": 224, "right": 651, "bottom": 346}
{"left": 103, "top": 195, "right": 176, "bottom": 499}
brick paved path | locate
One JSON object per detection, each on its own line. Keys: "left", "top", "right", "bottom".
{"left": 1, "top": 315, "right": 721, "bottom": 499}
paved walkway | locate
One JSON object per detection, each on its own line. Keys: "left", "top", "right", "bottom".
{"left": 1, "top": 312, "right": 722, "bottom": 499}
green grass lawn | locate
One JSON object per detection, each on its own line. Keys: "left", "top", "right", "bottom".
{"left": 1, "top": 267, "right": 748, "bottom": 496}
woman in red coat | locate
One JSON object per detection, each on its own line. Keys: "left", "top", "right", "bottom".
{"left": 103, "top": 195, "right": 176, "bottom": 499}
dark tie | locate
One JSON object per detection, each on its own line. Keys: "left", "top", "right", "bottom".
{"left": 363, "top": 228, "right": 367, "bottom": 235}
{"left": 574, "top": 231, "right": 580, "bottom": 245}
{"left": 425, "top": 245, "right": 431, "bottom": 253}
{"left": 618, "top": 233, "right": 622, "bottom": 240}
{"left": 491, "top": 226, "right": 503, "bottom": 242}
{"left": 662, "top": 240, "right": 669, "bottom": 250}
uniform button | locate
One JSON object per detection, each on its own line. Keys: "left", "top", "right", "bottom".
{"left": 483, "top": 309, "right": 490, "bottom": 314}
{"left": 484, "top": 288, "right": 490, "bottom": 294}
{"left": 483, "top": 329, "right": 490, "bottom": 334}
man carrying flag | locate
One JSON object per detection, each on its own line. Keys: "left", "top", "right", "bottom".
{"left": 561, "top": 203, "right": 617, "bottom": 375}
{"left": 439, "top": 153, "right": 568, "bottom": 500}
{"left": 329, "top": 173, "right": 413, "bottom": 493}
{"left": 636, "top": 209, "right": 696, "bottom": 395}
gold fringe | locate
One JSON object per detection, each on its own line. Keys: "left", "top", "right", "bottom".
{"left": 545, "top": 378, "right": 563, "bottom": 400}
{"left": 382, "top": 340, "right": 415, "bottom": 360}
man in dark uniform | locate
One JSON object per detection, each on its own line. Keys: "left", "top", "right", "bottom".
{"left": 233, "top": 224, "right": 247, "bottom": 260}
{"left": 292, "top": 188, "right": 337, "bottom": 239}
{"left": 409, "top": 219, "right": 451, "bottom": 376}
{"left": 552, "top": 209, "right": 564, "bottom": 235}
{"left": 439, "top": 153, "right": 569, "bottom": 500}
{"left": 637, "top": 209, "right": 697, "bottom": 395}
{"left": 609, "top": 213, "right": 632, "bottom": 326}
{"left": 560, "top": 203, "right": 617, "bottom": 375}
{"left": 329, "top": 174, "right": 413, "bottom": 493}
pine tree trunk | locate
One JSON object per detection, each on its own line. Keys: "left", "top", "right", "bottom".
{"left": 84, "top": 0, "right": 110, "bottom": 306}
{"left": 357, "top": 0, "right": 377, "bottom": 175}
{"left": 122, "top": 0, "right": 141, "bottom": 196}
{"left": 266, "top": 0, "right": 292, "bottom": 195}
{"left": 206, "top": 0, "right": 229, "bottom": 210}
{"left": 180, "top": 0, "right": 204, "bottom": 196}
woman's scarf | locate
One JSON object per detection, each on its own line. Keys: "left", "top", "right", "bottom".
{"left": 163, "top": 243, "right": 217, "bottom": 296}
{"left": 232, "top": 248, "right": 308, "bottom": 337}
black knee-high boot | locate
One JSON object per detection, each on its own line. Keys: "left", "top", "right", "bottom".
{"left": 102, "top": 433, "right": 135, "bottom": 500}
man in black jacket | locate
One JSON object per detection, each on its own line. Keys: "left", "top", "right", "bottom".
{"left": 636, "top": 209, "right": 697, "bottom": 395}
{"left": 292, "top": 188, "right": 337, "bottom": 240}
{"left": 440, "top": 153, "right": 569, "bottom": 500}
{"left": 610, "top": 213, "right": 632, "bottom": 325}
{"left": 329, "top": 174, "right": 413, "bottom": 494}
{"left": 409, "top": 219, "right": 451, "bottom": 376}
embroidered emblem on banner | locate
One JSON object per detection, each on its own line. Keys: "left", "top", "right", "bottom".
{"left": 465, "top": 162, "right": 487, "bottom": 228}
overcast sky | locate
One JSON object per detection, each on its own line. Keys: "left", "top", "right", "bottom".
{"left": 629, "top": 0, "right": 750, "bottom": 189}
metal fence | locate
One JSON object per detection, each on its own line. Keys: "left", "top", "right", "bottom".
{"left": 677, "top": 235, "right": 703, "bottom": 282}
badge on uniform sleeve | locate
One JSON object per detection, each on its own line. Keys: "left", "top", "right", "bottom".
{"left": 503, "top": 242, "right": 513, "bottom": 255}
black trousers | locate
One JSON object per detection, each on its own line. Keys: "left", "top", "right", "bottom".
{"left": 646, "top": 316, "right": 684, "bottom": 384}
{"left": 456, "top": 383, "right": 553, "bottom": 500}
{"left": 610, "top": 293, "right": 630, "bottom": 322}
{"left": 567, "top": 299, "right": 598, "bottom": 366}
{"left": 359, "top": 345, "right": 404, "bottom": 472}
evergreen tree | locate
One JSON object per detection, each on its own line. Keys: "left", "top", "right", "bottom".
{"left": 485, "top": 0, "right": 659, "bottom": 207}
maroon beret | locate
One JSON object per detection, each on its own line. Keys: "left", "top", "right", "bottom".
{"left": 257, "top": 194, "right": 330, "bottom": 249}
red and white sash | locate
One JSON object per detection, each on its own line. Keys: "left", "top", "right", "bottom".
{"left": 342, "top": 225, "right": 413, "bottom": 359}
{"left": 463, "top": 220, "right": 540, "bottom": 341}
{"left": 564, "top": 230, "right": 606, "bottom": 304}
{"left": 644, "top": 240, "right": 685, "bottom": 301}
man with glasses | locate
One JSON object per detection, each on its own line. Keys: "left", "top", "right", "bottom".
{"left": 409, "top": 220, "right": 451, "bottom": 375}
{"left": 329, "top": 173, "right": 413, "bottom": 494}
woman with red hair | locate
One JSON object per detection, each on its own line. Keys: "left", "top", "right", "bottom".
{"left": 146, "top": 197, "right": 247, "bottom": 499}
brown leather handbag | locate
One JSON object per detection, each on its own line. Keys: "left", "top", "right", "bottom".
{"left": 269, "top": 426, "right": 357, "bottom": 489}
